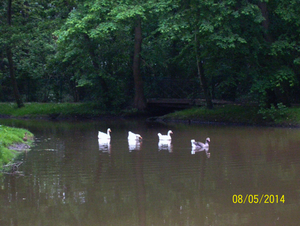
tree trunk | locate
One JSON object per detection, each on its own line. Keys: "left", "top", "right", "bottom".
{"left": 197, "top": 59, "right": 213, "bottom": 109}
{"left": 258, "top": 1, "right": 273, "bottom": 43}
{"left": 7, "top": 0, "right": 24, "bottom": 108}
{"left": 133, "top": 17, "right": 146, "bottom": 111}
{"left": 195, "top": 34, "right": 213, "bottom": 109}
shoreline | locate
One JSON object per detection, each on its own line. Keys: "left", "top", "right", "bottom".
{"left": 1, "top": 102, "right": 300, "bottom": 128}
{"left": 8, "top": 142, "right": 32, "bottom": 151}
{"left": 2, "top": 112, "right": 298, "bottom": 128}
{"left": 0, "top": 125, "right": 34, "bottom": 170}
{"left": 152, "top": 117, "right": 300, "bottom": 128}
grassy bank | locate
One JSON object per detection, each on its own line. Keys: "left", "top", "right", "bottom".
{"left": 0, "top": 125, "right": 33, "bottom": 167}
{"left": 0, "top": 102, "right": 106, "bottom": 119}
{"left": 160, "top": 105, "right": 300, "bottom": 126}
{"left": 2, "top": 102, "right": 300, "bottom": 126}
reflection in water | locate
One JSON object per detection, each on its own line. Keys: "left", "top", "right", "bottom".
{"left": 128, "top": 139, "right": 142, "bottom": 151}
{"left": 1, "top": 119, "right": 300, "bottom": 225}
{"left": 191, "top": 146, "right": 210, "bottom": 158}
{"left": 158, "top": 140, "right": 173, "bottom": 153}
{"left": 98, "top": 138, "right": 111, "bottom": 153}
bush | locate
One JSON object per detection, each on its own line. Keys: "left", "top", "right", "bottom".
{"left": 258, "top": 103, "right": 288, "bottom": 122}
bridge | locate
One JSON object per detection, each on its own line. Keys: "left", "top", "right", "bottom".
{"left": 144, "top": 78, "right": 233, "bottom": 109}
{"left": 147, "top": 98, "right": 233, "bottom": 108}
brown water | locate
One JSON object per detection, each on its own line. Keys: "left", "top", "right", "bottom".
{"left": 0, "top": 118, "right": 300, "bottom": 226}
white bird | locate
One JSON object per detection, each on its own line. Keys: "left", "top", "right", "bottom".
{"left": 158, "top": 130, "right": 173, "bottom": 140}
{"left": 98, "top": 128, "right": 111, "bottom": 139}
{"left": 191, "top": 138, "right": 210, "bottom": 149}
{"left": 128, "top": 131, "right": 142, "bottom": 140}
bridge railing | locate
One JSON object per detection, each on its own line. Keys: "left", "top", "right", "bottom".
{"left": 144, "top": 78, "right": 204, "bottom": 99}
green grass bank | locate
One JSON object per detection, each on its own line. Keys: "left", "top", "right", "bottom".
{"left": 0, "top": 102, "right": 106, "bottom": 119}
{"left": 1, "top": 102, "right": 300, "bottom": 126}
{"left": 160, "top": 104, "right": 300, "bottom": 127}
{"left": 0, "top": 125, "right": 33, "bottom": 167}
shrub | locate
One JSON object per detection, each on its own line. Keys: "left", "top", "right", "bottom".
{"left": 258, "top": 103, "right": 288, "bottom": 122}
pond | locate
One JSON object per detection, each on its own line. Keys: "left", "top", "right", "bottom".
{"left": 0, "top": 118, "right": 299, "bottom": 226}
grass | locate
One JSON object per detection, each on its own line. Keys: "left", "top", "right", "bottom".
{"left": 161, "top": 104, "right": 300, "bottom": 126}
{"left": 2, "top": 102, "right": 300, "bottom": 126}
{"left": 277, "top": 106, "right": 300, "bottom": 125}
{"left": 0, "top": 125, "right": 33, "bottom": 167}
{"left": 0, "top": 102, "right": 106, "bottom": 118}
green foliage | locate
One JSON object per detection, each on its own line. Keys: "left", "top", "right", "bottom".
{"left": 258, "top": 103, "right": 288, "bottom": 122}
{"left": 0, "top": 0, "right": 300, "bottom": 113}
{"left": 272, "top": 67, "right": 296, "bottom": 89}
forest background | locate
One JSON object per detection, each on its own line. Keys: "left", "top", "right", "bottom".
{"left": 1, "top": 0, "right": 300, "bottom": 119}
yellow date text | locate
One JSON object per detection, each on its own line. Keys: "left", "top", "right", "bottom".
{"left": 232, "top": 194, "right": 285, "bottom": 204}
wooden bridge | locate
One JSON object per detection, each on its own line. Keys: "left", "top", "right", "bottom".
{"left": 144, "top": 78, "right": 234, "bottom": 109}
{"left": 147, "top": 98, "right": 234, "bottom": 108}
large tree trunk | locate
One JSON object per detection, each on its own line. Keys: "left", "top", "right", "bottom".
{"left": 197, "top": 59, "right": 213, "bottom": 109}
{"left": 7, "top": 0, "right": 24, "bottom": 108}
{"left": 258, "top": 1, "right": 273, "bottom": 43}
{"left": 195, "top": 34, "right": 213, "bottom": 109}
{"left": 133, "top": 17, "right": 146, "bottom": 111}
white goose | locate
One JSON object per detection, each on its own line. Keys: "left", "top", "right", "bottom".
{"left": 191, "top": 137, "right": 210, "bottom": 149}
{"left": 128, "top": 131, "right": 142, "bottom": 140}
{"left": 158, "top": 130, "right": 173, "bottom": 140}
{"left": 98, "top": 128, "right": 111, "bottom": 139}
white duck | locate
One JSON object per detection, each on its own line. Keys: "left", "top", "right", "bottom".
{"left": 191, "top": 137, "right": 210, "bottom": 149}
{"left": 158, "top": 130, "right": 173, "bottom": 140}
{"left": 128, "top": 131, "right": 142, "bottom": 140}
{"left": 98, "top": 128, "right": 111, "bottom": 139}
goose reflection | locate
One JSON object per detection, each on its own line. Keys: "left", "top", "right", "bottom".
{"left": 191, "top": 146, "right": 210, "bottom": 158}
{"left": 98, "top": 138, "right": 111, "bottom": 153}
{"left": 158, "top": 140, "right": 173, "bottom": 153}
{"left": 128, "top": 139, "right": 142, "bottom": 152}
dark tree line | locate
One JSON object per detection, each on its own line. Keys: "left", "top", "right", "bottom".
{"left": 0, "top": 0, "right": 299, "bottom": 111}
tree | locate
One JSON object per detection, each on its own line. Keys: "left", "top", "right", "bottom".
{"left": 0, "top": 0, "right": 67, "bottom": 103}
{"left": 54, "top": 0, "right": 172, "bottom": 111}
{"left": 250, "top": 0, "right": 299, "bottom": 108}
{"left": 158, "top": 0, "right": 265, "bottom": 108}
{"left": 5, "top": 0, "right": 24, "bottom": 107}
{"left": 1, "top": 0, "right": 300, "bottom": 112}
